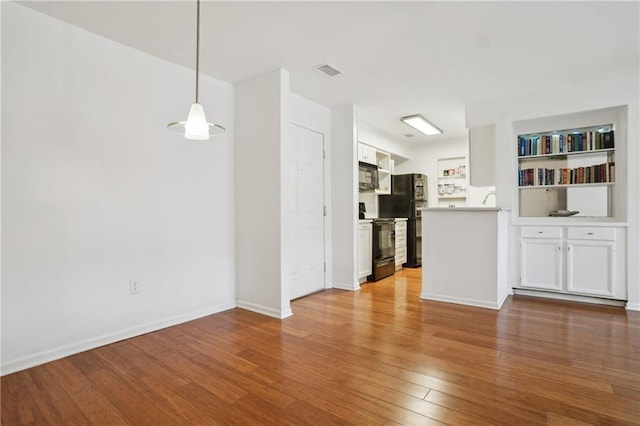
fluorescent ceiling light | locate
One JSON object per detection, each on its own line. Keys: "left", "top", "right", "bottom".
{"left": 401, "top": 114, "right": 442, "bottom": 136}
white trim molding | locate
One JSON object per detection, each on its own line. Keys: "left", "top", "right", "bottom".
{"left": 1, "top": 302, "right": 236, "bottom": 376}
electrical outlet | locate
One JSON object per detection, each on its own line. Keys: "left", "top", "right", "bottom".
{"left": 129, "top": 280, "right": 140, "bottom": 295}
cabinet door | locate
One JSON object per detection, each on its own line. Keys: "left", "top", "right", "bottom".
{"left": 566, "top": 240, "right": 615, "bottom": 297}
{"left": 358, "top": 224, "right": 372, "bottom": 278}
{"left": 358, "top": 144, "right": 376, "bottom": 165}
{"left": 395, "top": 221, "right": 407, "bottom": 266}
{"left": 521, "top": 238, "right": 563, "bottom": 291}
{"left": 395, "top": 233, "right": 407, "bottom": 266}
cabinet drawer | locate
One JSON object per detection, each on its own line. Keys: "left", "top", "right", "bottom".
{"left": 567, "top": 227, "right": 615, "bottom": 241}
{"left": 521, "top": 226, "right": 562, "bottom": 239}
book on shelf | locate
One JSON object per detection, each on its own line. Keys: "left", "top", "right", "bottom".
{"left": 517, "top": 130, "right": 614, "bottom": 157}
{"left": 518, "top": 161, "right": 614, "bottom": 186}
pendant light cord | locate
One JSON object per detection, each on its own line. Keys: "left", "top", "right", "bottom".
{"left": 195, "top": 0, "right": 200, "bottom": 103}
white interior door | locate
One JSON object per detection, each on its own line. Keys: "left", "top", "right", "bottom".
{"left": 285, "top": 124, "right": 325, "bottom": 300}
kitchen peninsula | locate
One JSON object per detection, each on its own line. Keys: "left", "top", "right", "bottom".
{"left": 420, "top": 207, "right": 511, "bottom": 309}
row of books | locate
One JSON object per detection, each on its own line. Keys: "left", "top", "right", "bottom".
{"left": 518, "top": 162, "right": 615, "bottom": 186}
{"left": 517, "top": 130, "right": 614, "bottom": 157}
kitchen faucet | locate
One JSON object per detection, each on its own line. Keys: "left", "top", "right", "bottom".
{"left": 482, "top": 191, "right": 496, "bottom": 205}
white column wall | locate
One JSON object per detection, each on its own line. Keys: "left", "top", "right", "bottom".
{"left": 235, "top": 69, "right": 291, "bottom": 318}
{"left": 1, "top": 2, "right": 236, "bottom": 374}
{"left": 330, "top": 105, "right": 359, "bottom": 290}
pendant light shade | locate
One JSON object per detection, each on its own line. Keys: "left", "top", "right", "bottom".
{"left": 167, "top": 103, "right": 225, "bottom": 140}
{"left": 167, "top": 0, "right": 225, "bottom": 140}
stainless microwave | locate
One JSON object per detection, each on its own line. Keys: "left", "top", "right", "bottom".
{"left": 359, "top": 162, "right": 379, "bottom": 191}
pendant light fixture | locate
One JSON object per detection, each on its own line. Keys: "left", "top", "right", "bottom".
{"left": 167, "top": 0, "right": 225, "bottom": 140}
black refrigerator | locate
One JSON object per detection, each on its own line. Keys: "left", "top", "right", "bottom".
{"left": 378, "top": 173, "right": 427, "bottom": 268}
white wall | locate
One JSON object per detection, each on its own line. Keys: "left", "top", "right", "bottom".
{"left": 235, "top": 69, "right": 291, "bottom": 318}
{"left": 394, "top": 138, "right": 494, "bottom": 208}
{"left": 331, "top": 105, "right": 359, "bottom": 290}
{"left": 1, "top": 2, "right": 236, "bottom": 374}
{"left": 396, "top": 139, "right": 465, "bottom": 207}
{"left": 290, "top": 93, "right": 331, "bottom": 137}
{"left": 0, "top": 0, "right": 4, "bottom": 368}
{"left": 358, "top": 122, "right": 411, "bottom": 160}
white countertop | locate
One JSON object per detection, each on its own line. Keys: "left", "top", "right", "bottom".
{"left": 359, "top": 217, "right": 408, "bottom": 221}
{"left": 421, "top": 207, "right": 506, "bottom": 212}
{"left": 419, "top": 208, "right": 627, "bottom": 226}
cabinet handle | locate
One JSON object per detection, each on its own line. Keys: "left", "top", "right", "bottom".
{"left": 538, "top": 231, "right": 543, "bottom": 234}
{"left": 587, "top": 232, "right": 594, "bottom": 235}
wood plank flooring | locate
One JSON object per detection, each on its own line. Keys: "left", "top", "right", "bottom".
{"left": 2, "top": 268, "right": 639, "bottom": 425}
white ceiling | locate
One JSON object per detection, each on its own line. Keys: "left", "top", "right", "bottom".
{"left": 20, "top": 1, "right": 639, "bottom": 144}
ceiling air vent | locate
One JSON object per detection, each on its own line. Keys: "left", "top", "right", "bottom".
{"left": 315, "top": 63, "right": 342, "bottom": 77}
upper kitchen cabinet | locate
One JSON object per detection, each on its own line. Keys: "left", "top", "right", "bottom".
{"left": 468, "top": 124, "right": 496, "bottom": 187}
{"left": 358, "top": 143, "right": 377, "bottom": 165}
{"left": 358, "top": 143, "right": 392, "bottom": 194}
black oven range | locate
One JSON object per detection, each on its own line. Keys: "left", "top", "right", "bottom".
{"left": 368, "top": 218, "right": 396, "bottom": 282}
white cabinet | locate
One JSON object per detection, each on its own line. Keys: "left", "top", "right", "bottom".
{"left": 394, "top": 219, "right": 407, "bottom": 270}
{"left": 519, "top": 225, "right": 626, "bottom": 300}
{"left": 358, "top": 221, "right": 372, "bottom": 280}
{"left": 358, "top": 143, "right": 392, "bottom": 194}
{"left": 521, "top": 228, "right": 563, "bottom": 291}
{"left": 566, "top": 227, "right": 618, "bottom": 297}
{"left": 358, "top": 144, "right": 376, "bottom": 165}
{"left": 469, "top": 124, "right": 495, "bottom": 187}
{"left": 567, "top": 240, "right": 615, "bottom": 297}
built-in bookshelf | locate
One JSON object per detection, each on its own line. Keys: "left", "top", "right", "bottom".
{"left": 513, "top": 108, "right": 628, "bottom": 305}
{"left": 517, "top": 124, "right": 615, "bottom": 218}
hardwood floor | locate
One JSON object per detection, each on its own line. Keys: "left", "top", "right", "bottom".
{"left": 2, "top": 268, "right": 639, "bottom": 425}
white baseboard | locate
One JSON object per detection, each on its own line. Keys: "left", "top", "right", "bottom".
{"left": 236, "top": 300, "right": 292, "bottom": 319}
{"left": 1, "top": 301, "right": 237, "bottom": 376}
{"left": 332, "top": 281, "right": 360, "bottom": 291}
{"left": 497, "top": 291, "right": 509, "bottom": 309}
{"left": 420, "top": 292, "right": 502, "bottom": 310}
{"left": 625, "top": 302, "right": 640, "bottom": 311}
{"left": 512, "top": 288, "right": 627, "bottom": 308}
